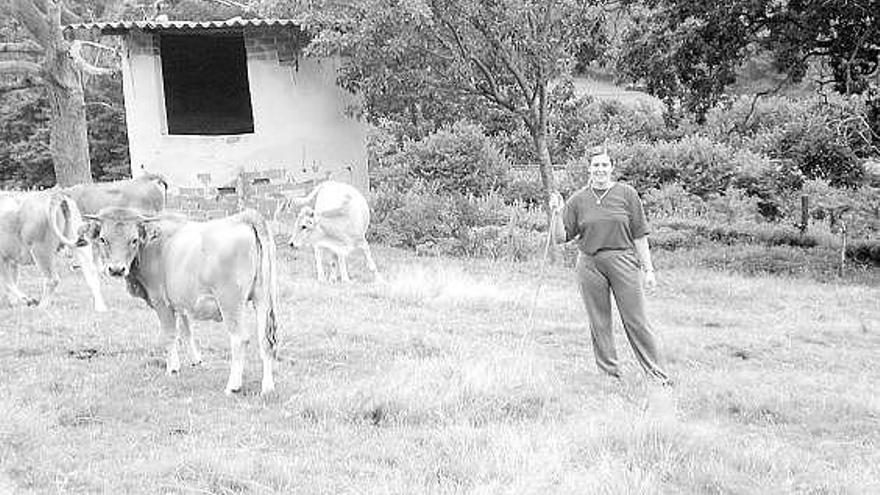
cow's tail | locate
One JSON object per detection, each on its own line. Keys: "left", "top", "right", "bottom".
{"left": 241, "top": 209, "right": 279, "bottom": 359}
{"left": 48, "top": 193, "right": 87, "bottom": 248}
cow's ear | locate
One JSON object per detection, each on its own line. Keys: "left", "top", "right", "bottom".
{"left": 138, "top": 222, "right": 162, "bottom": 243}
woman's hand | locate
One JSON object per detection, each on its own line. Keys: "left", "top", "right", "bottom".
{"left": 549, "top": 191, "right": 564, "bottom": 212}
{"left": 643, "top": 269, "right": 657, "bottom": 291}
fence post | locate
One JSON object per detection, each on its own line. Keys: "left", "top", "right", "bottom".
{"left": 799, "top": 194, "right": 809, "bottom": 234}
{"left": 236, "top": 173, "right": 247, "bottom": 212}
{"left": 839, "top": 220, "right": 847, "bottom": 277}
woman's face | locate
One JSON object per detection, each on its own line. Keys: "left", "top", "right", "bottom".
{"left": 589, "top": 154, "right": 614, "bottom": 184}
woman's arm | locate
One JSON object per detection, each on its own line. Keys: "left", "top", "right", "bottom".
{"left": 633, "top": 235, "right": 657, "bottom": 289}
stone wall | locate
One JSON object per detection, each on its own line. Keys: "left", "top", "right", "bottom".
{"left": 165, "top": 168, "right": 320, "bottom": 226}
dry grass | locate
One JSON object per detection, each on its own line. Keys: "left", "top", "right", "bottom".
{"left": 1, "top": 246, "right": 878, "bottom": 494}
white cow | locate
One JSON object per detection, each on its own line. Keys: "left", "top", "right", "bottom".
{"left": 278, "top": 180, "right": 380, "bottom": 283}
{"left": 0, "top": 191, "right": 106, "bottom": 311}
{"left": 83, "top": 208, "right": 279, "bottom": 395}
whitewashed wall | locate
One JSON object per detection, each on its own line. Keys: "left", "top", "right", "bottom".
{"left": 120, "top": 29, "right": 368, "bottom": 192}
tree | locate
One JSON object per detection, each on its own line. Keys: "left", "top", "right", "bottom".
{"left": 1, "top": 0, "right": 114, "bottom": 186}
{"left": 615, "top": 0, "right": 880, "bottom": 120}
{"left": 283, "top": 0, "right": 609, "bottom": 208}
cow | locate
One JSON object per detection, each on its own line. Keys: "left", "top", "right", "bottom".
{"left": 0, "top": 191, "right": 106, "bottom": 311}
{"left": 276, "top": 180, "right": 380, "bottom": 283}
{"left": 62, "top": 173, "right": 168, "bottom": 275}
{"left": 64, "top": 172, "right": 168, "bottom": 215}
{"left": 82, "top": 207, "right": 279, "bottom": 395}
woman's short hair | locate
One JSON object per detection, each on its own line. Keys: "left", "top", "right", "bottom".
{"left": 589, "top": 146, "right": 612, "bottom": 166}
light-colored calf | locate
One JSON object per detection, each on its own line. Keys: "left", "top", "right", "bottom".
{"left": 279, "top": 180, "right": 380, "bottom": 283}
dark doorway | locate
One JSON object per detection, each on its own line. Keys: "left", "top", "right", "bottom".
{"left": 160, "top": 32, "right": 254, "bottom": 135}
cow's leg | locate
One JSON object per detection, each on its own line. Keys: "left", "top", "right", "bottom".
{"left": 0, "top": 262, "right": 36, "bottom": 306}
{"left": 155, "top": 304, "right": 181, "bottom": 375}
{"left": 0, "top": 265, "right": 31, "bottom": 306}
{"left": 219, "top": 296, "right": 248, "bottom": 395}
{"left": 72, "top": 245, "right": 107, "bottom": 312}
{"left": 359, "top": 241, "right": 382, "bottom": 283}
{"left": 336, "top": 252, "right": 352, "bottom": 283}
{"left": 313, "top": 246, "right": 326, "bottom": 282}
{"left": 30, "top": 247, "right": 60, "bottom": 307}
{"left": 178, "top": 313, "right": 203, "bottom": 366}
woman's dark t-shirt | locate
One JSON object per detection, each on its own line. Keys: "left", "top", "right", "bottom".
{"left": 561, "top": 182, "right": 649, "bottom": 255}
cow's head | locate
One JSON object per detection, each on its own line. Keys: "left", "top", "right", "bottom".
{"left": 288, "top": 206, "right": 318, "bottom": 249}
{"left": 82, "top": 207, "right": 160, "bottom": 277}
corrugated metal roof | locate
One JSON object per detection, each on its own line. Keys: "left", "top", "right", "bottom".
{"left": 63, "top": 18, "right": 302, "bottom": 34}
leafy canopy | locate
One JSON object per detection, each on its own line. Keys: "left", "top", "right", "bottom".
{"left": 615, "top": 0, "right": 880, "bottom": 118}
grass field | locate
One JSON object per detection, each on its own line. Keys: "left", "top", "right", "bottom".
{"left": 1, "top": 245, "right": 878, "bottom": 494}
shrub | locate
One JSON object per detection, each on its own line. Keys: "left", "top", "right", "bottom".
{"left": 649, "top": 217, "right": 820, "bottom": 251}
{"left": 846, "top": 240, "right": 880, "bottom": 266}
{"left": 731, "top": 155, "right": 804, "bottom": 220}
{"left": 779, "top": 180, "right": 880, "bottom": 238}
{"left": 780, "top": 130, "right": 863, "bottom": 188}
{"left": 642, "top": 183, "right": 708, "bottom": 220}
{"left": 611, "top": 136, "right": 741, "bottom": 199}
{"left": 370, "top": 185, "right": 547, "bottom": 260}
{"left": 406, "top": 121, "right": 509, "bottom": 196}
{"left": 369, "top": 120, "right": 509, "bottom": 198}
{"left": 703, "top": 94, "right": 870, "bottom": 189}
{"left": 571, "top": 99, "right": 669, "bottom": 154}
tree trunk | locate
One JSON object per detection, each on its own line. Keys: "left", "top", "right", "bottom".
{"left": 531, "top": 125, "right": 556, "bottom": 205}
{"left": 524, "top": 89, "right": 556, "bottom": 214}
{"left": 525, "top": 95, "right": 560, "bottom": 262}
{"left": 46, "top": 76, "right": 92, "bottom": 186}
{"left": 41, "top": 1, "right": 92, "bottom": 186}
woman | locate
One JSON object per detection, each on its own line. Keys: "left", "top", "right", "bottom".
{"left": 549, "top": 149, "right": 672, "bottom": 386}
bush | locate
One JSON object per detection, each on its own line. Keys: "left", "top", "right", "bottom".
{"left": 369, "top": 120, "right": 509, "bottom": 198}
{"left": 779, "top": 180, "right": 880, "bottom": 238}
{"left": 703, "top": 94, "right": 871, "bottom": 189}
{"left": 650, "top": 216, "right": 820, "bottom": 251}
{"left": 611, "top": 136, "right": 741, "bottom": 199}
{"left": 406, "top": 121, "right": 509, "bottom": 196}
{"left": 846, "top": 240, "right": 880, "bottom": 266}
{"left": 370, "top": 184, "right": 547, "bottom": 260}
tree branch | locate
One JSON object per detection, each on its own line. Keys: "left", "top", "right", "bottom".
{"left": 736, "top": 76, "right": 790, "bottom": 132}
{"left": 68, "top": 40, "right": 117, "bottom": 75}
{"left": 0, "top": 40, "right": 44, "bottom": 54}
{"left": 468, "top": 15, "right": 532, "bottom": 105}
{"left": 435, "top": 16, "right": 519, "bottom": 114}
{"left": 11, "top": 0, "right": 51, "bottom": 47}
{"left": 60, "top": 3, "right": 81, "bottom": 24}
{"left": 0, "top": 59, "right": 43, "bottom": 76}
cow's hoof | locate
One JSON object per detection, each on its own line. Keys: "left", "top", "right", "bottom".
{"left": 190, "top": 359, "right": 203, "bottom": 368}
{"left": 224, "top": 387, "right": 242, "bottom": 396}
{"left": 25, "top": 298, "right": 39, "bottom": 307}
{"left": 166, "top": 369, "right": 180, "bottom": 376}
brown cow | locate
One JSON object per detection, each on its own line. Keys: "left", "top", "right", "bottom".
{"left": 0, "top": 191, "right": 106, "bottom": 311}
{"left": 64, "top": 172, "right": 168, "bottom": 215}
{"left": 83, "top": 207, "right": 279, "bottom": 395}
